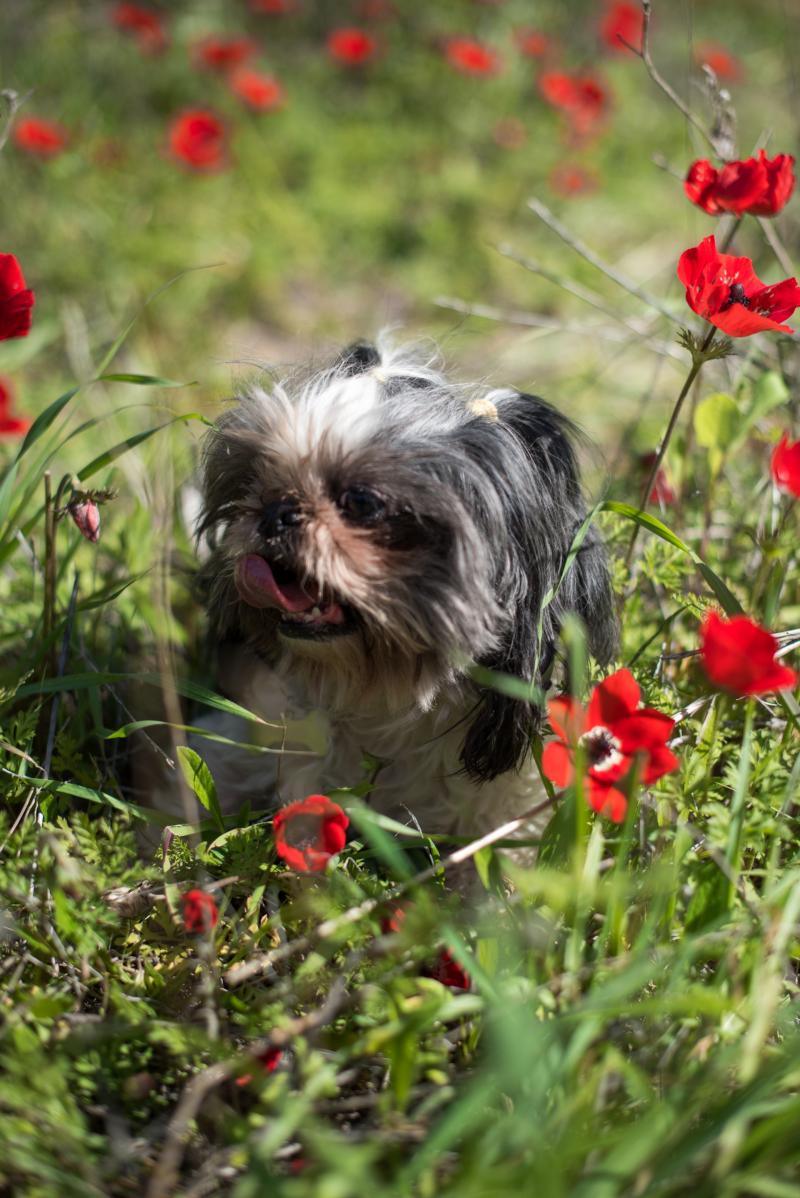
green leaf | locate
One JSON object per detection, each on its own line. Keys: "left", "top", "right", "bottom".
{"left": 694, "top": 391, "right": 740, "bottom": 476}
{"left": 177, "top": 746, "right": 225, "bottom": 833}
{"left": 741, "top": 369, "right": 789, "bottom": 432}
{"left": 76, "top": 414, "right": 205, "bottom": 483}
{"left": 97, "top": 372, "right": 195, "bottom": 388}
{"left": 13, "top": 385, "right": 80, "bottom": 462}
{"left": 537, "top": 791, "right": 576, "bottom": 868}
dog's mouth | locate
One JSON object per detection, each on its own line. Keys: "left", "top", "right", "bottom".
{"left": 234, "top": 554, "right": 357, "bottom": 640}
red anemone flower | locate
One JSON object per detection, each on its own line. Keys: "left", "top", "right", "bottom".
{"left": 700, "top": 611, "right": 797, "bottom": 695}
{"left": 600, "top": 1, "right": 644, "bottom": 54}
{"left": 250, "top": 0, "right": 296, "bottom": 11}
{"left": 677, "top": 235, "right": 800, "bottom": 337}
{"left": 516, "top": 29, "right": 552, "bottom": 58}
{"left": 229, "top": 69, "right": 285, "bottom": 111}
{"left": 771, "top": 434, "right": 800, "bottom": 499}
{"left": 13, "top": 117, "right": 68, "bottom": 158}
{"left": 444, "top": 38, "right": 500, "bottom": 76}
{"left": 542, "top": 668, "right": 678, "bottom": 822}
{"left": 694, "top": 43, "right": 743, "bottom": 81}
{"left": 0, "top": 378, "right": 31, "bottom": 439}
{"left": 193, "top": 35, "right": 257, "bottom": 72}
{"left": 685, "top": 151, "right": 795, "bottom": 217}
{"left": 638, "top": 451, "right": 677, "bottom": 506}
{"left": 235, "top": 1046, "right": 282, "bottom": 1086}
{"left": 182, "top": 889, "right": 219, "bottom": 933}
{"left": 549, "top": 162, "right": 598, "bottom": 196}
{"left": 539, "top": 71, "right": 608, "bottom": 138}
{"left": 111, "top": 4, "right": 168, "bottom": 53}
{"left": 327, "top": 27, "right": 377, "bottom": 66}
{"left": 0, "top": 254, "right": 35, "bottom": 341}
{"left": 273, "top": 794, "right": 349, "bottom": 873}
{"left": 167, "top": 110, "right": 227, "bottom": 171}
{"left": 424, "top": 949, "right": 470, "bottom": 990}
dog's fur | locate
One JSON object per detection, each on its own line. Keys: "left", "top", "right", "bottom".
{"left": 143, "top": 339, "right": 617, "bottom": 838}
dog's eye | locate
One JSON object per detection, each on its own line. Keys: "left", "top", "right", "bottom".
{"left": 338, "top": 486, "right": 386, "bottom": 524}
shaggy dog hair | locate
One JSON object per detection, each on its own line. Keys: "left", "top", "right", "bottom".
{"left": 142, "top": 339, "right": 617, "bottom": 839}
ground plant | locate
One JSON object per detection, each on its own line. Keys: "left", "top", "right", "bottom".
{"left": 2, "top": 1, "right": 800, "bottom": 1195}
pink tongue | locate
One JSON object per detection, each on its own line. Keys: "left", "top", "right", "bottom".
{"left": 235, "top": 555, "right": 320, "bottom": 612}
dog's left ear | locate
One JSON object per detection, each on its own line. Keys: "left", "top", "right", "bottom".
{"left": 460, "top": 390, "right": 617, "bottom": 783}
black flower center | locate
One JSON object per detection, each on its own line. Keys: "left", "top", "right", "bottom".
{"left": 578, "top": 725, "right": 623, "bottom": 773}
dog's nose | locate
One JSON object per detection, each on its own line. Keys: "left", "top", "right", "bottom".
{"left": 258, "top": 498, "right": 303, "bottom": 541}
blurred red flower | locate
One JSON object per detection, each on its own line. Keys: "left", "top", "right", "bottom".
{"left": 694, "top": 42, "right": 743, "bottom": 81}
{"left": 355, "top": 0, "right": 396, "bottom": 18}
{"left": 111, "top": 4, "right": 168, "bottom": 54}
{"left": 68, "top": 498, "right": 101, "bottom": 543}
{"left": 638, "top": 451, "right": 677, "bottom": 506}
{"left": 13, "top": 117, "right": 68, "bottom": 158}
{"left": 168, "top": 110, "right": 227, "bottom": 171}
{"left": 182, "top": 889, "right": 219, "bottom": 933}
{"left": 771, "top": 434, "right": 800, "bottom": 499}
{"left": 492, "top": 118, "right": 527, "bottom": 150}
{"left": 685, "top": 151, "right": 795, "bottom": 217}
{"left": 235, "top": 1046, "right": 282, "bottom": 1086}
{"left": 194, "top": 35, "right": 257, "bottom": 72}
{"left": 229, "top": 69, "right": 285, "bottom": 111}
{"left": 445, "top": 38, "right": 500, "bottom": 76}
{"left": 700, "top": 612, "right": 797, "bottom": 695}
{"left": 0, "top": 254, "right": 35, "bottom": 341}
{"left": 516, "top": 28, "right": 553, "bottom": 58}
{"left": 0, "top": 379, "right": 31, "bottom": 439}
{"left": 250, "top": 0, "right": 296, "bottom": 11}
{"left": 677, "top": 235, "right": 800, "bottom": 337}
{"left": 424, "top": 949, "right": 470, "bottom": 990}
{"left": 327, "top": 28, "right": 377, "bottom": 66}
{"left": 549, "top": 162, "right": 598, "bottom": 196}
{"left": 542, "top": 668, "right": 678, "bottom": 822}
{"left": 539, "top": 71, "right": 608, "bottom": 138}
{"left": 600, "top": 1, "right": 643, "bottom": 53}
{"left": 273, "top": 794, "right": 349, "bottom": 873}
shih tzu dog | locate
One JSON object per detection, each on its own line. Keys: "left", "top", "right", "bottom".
{"left": 147, "top": 339, "right": 617, "bottom": 840}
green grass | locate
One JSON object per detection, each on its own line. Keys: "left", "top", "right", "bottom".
{"left": 3, "top": 1, "right": 800, "bottom": 1194}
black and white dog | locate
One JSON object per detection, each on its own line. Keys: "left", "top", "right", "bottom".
{"left": 150, "top": 339, "right": 617, "bottom": 838}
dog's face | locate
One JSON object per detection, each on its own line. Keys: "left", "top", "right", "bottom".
{"left": 199, "top": 342, "right": 617, "bottom": 778}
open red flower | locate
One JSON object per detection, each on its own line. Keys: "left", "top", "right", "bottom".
{"left": 700, "top": 611, "right": 797, "bottom": 695}
{"left": 516, "top": 29, "right": 553, "bottom": 58}
{"left": 111, "top": 4, "right": 168, "bottom": 53}
{"left": 685, "top": 151, "right": 795, "bottom": 218}
{"left": 677, "top": 235, "right": 800, "bottom": 337}
{"left": 0, "top": 378, "right": 31, "bottom": 439}
{"left": 327, "top": 28, "right": 377, "bottom": 66}
{"left": 542, "top": 669, "right": 678, "bottom": 822}
{"left": 694, "top": 43, "right": 742, "bottom": 81}
{"left": 444, "top": 38, "right": 500, "bottom": 76}
{"left": 274, "top": 794, "right": 349, "bottom": 873}
{"left": 182, "top": 889, "right": 219, "bottom": 933}
{"left": 539, "top": 71, "right": 608, "bottom": 138}
{"left": 600, "top": 2, "right": 643, "bottom": 54}
{"left": 235, "top": 1046, "right": 282, "bottom": 1086}
{"left": 13, "top": 117, "right": 68, "bottom": 158}
{"left": 424, "top": 949, "right": 470, "bottom": 990}
{"left": 194, "top": 35, "right": 257, "bottom": 72}
{"left": 168, "top": 110, "right": 227, "bottom": 171}
{"left": 771, "top": 434, "right": 800, "bottom": 499}
{"left": 0, "top": 255, "right": 35, "bottom": 341}
{"left": 229, "top": 69, "right": 285, "bottom": 111}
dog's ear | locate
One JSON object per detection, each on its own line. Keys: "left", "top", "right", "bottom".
{"left": 460, "top": 390, "right": 617, "bottom": 783}
{"left": 335, "top": 341, "right": 382, "bottom": 375}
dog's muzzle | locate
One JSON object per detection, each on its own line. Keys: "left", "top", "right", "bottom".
{"left": 234, "top": 555, "right": 357, "bottom": 640}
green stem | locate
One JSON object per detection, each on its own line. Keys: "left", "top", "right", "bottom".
{"left": 725, "top": 698, "right": 755, "bottom": 908}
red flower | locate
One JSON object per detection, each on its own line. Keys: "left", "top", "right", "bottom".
{"left": 68, "top": 498, "right": 101, "bottom": 543}
{"left": 694, "top": 43, "right": 743, "bottom": 81}
{"left": 424, "top": 949, "right": 470, "bottom": 990}
{"left": 516, "top": 29, "right": 552, "bottom": 58}
{"left": 542, "top": 669, "right": 678, "bottom": 822}
{"left": 700, "top": 611, "right": 797, "bottom": 696}
{"left": 13, "top": 117, "right": 68, "bottom": 158}
{"left": 639, "top": 451, "right": 677, "bottom": 506}
{"left": 182, "top": 889, "right": 219, "bottom": 933}
{"left": 600, "top": 1, "right": 643, "bottom": 54}
{"left": 229, "top": 69, "right": 285, "bottom": 111}
{"left": 539, "top": 72, "right": 608, "bottom": 138}
{"left": 685, "top": 151, "right": 795, "bottom": 218}
{"left": 193, "top": 36, "right": 257, "bottom": 72}
{"left": 0, "top": 255, "right": 35, "bottom": 341}
{"left": 250, "top": 0, "right": 296, "bottom": 11}
{"left": 111, "top": 4, "right": 168, "bottom": 53}
{"left": 771, "top": 434, "right": 800, "bottom": 499}
{"left": 273, "top": 795, "right": 349, "bottom": 873}
{"left": 549, "top": 162, "right": 598, "bottom": 197}
{"left": 327, "top": 28, "right": 377, "bottom": 66}
{"left": 677, "top": 235, "right": 800, "bottom": 338}
{"left": 167, "top": 110, "right": 227, "bottom": 172}
{"left": 235, "top": 1046, "right": 282, "bottom": 1086}
{"left": 0, "top": 378, "right": 31, "bottom": 439}
{"left": 444, "top": 38, "right": 500, "bottom": 76}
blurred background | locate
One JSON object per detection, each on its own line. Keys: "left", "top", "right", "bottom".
{"left": 2, "top": 0, "right": 797, "bottom": 467}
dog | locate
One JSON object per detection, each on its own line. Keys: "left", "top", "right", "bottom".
{"left": 142, "top": 338, "right": 617, "bottom": 843}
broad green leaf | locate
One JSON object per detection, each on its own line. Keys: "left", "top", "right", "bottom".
{"left": 694, "top": 391, "right": 740, "bottom": 476}
{"left": 177, "top": 745, "right": 224, "bottom": 833}
{"left": 741, "top": 369, "right": 789, "bottom": 432}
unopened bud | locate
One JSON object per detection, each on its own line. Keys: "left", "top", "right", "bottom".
{"left": 68, "top": 499, "right": 101, "bottom": 543}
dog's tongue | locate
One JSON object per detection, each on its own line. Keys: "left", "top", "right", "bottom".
{"left": 236, "top": 555, "right": 320, "bottom": 612}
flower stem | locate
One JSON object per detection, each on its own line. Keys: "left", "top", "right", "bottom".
{"left": 725, "top": 697, "right": 755, "bottom": 907}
